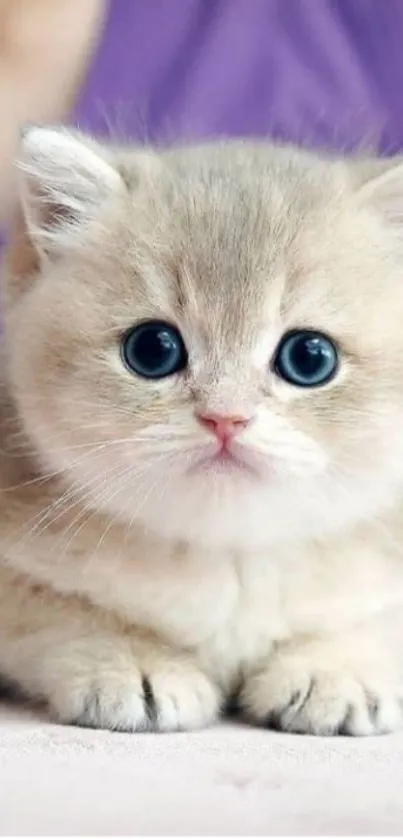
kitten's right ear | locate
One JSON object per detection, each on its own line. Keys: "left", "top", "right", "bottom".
{"left": 354, "top": 157, "right": 403, "bottom": 227}
{"left": 16, "top": 126, "right": 126, "bottom": 259}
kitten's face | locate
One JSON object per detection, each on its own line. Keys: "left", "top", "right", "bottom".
{"left": 6, "top": 130, "right": 403, "bottom": 550}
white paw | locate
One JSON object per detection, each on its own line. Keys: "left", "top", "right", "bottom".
{"left": 40, "top": 638, "right": 221, "bottom": 732}
{"left": 240, "top": 641, "right": 403, "bottom": 736}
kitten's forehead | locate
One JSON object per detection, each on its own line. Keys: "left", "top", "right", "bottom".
{"left": 119, "top": 142, "right": 402, "bottom": 361}
{"left": 157, "top": 143, "right": 345, "bottom": 346}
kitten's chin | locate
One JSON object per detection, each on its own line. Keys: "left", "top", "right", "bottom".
{"left": 117, "top": 472, "right": 314, "bottom": 552}
{"left": 185, "top": 440, "right": 269, "bottom": 482}
{"left": 187, "top": 450, "right": 261, "bottom": 479}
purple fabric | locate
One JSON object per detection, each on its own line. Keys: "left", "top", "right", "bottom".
{"left": 1, "top": 0, "right": 403, "bottom": 250}
{"left": 74, "top": 0, "right": 403, "bottom": 154}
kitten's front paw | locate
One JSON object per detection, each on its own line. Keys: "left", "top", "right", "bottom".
{"left": 42, "top": 639, "right": 220, "bottom": 732}
{"left": 240, "top": 640, "right": 403, "bottom": 736}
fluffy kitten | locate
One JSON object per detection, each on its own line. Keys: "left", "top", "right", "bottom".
{"left": 1, "top": 127, "right": 403, "bottom": 735}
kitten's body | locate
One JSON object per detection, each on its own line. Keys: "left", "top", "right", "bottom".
{"left": 1, "top": 130, "right": 403, "bottom": 734}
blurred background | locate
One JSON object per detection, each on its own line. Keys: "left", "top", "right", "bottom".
{"left": 1, "top": 0, "right": 403, "bottom": 228}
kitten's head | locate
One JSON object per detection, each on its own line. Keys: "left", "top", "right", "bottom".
{"left": 4, "top": 127, "right": 403, "bottom": 550}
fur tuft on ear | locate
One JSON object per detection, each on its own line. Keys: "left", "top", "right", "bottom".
{"left": 16, "top": 126, "right": 126, "bottom": 257}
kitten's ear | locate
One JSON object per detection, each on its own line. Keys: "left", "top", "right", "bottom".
{"left": 16, "top": 126, "right": 126, "bottom": 258}
{"left": 355, "top": 158, "right": 403, "bottom": 225}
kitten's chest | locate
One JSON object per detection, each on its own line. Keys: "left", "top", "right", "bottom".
{"left": 94, "top": 532, "right": 403, "bottom": 662}
{"left": 76, "top": 531, "right": 403, "bottom": 673}
{"left": 85, "top": 543, "right": 290, "bottom": 672}
{"left": 9, "top": 515, "right": 403, "bottom": 675}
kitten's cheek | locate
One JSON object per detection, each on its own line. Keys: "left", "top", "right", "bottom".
{"left": 244, "top": 417, "right": 329, "bottom": 477}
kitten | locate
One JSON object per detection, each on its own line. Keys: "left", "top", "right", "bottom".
{"left": 0, "top": 127, "right": 403, "bottom": 735}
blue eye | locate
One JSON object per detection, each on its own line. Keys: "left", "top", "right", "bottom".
{"left": 122, "top": 321, "right": 188, "bottom": 380}
{"left": 274, "top": 330, "right": 339, "bottom": 388}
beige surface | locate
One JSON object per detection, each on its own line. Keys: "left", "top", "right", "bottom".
{"left": 1, "top": 702, "right": 403, "bottom": 835}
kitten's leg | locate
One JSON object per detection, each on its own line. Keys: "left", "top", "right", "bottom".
{"left": 0, "top": 568, "right": 220, "bottom": 732}
{"left": 239, "top": 626, "right": 403, "bottom": 736}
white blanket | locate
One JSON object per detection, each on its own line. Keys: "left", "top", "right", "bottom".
{"left": 1, "top": 703, "right": 402, "bottom": 835}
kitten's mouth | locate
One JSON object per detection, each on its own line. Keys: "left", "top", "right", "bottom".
{"left": 188, "top": 444, "right": 259, "bottom": 478}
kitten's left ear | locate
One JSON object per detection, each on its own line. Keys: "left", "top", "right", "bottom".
{"left": 16, "top": 126, "right": 126, "bottom": 258}
{"left": 355, "top": 158, "right": 403, "bottom": 225}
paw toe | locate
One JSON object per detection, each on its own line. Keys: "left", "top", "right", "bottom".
{"left": 240, "top": 653, "right": 403, "bottom": 737}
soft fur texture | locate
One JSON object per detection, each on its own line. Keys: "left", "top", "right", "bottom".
{"left": 1, "top": 128, "right": 403, "bottom": 736}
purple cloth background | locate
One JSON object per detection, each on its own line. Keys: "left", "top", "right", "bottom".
{"left": 1, "top": 0, "right": 403, "bottom": 251}
{"left": 74, "top": 0, "right": 403, "bottom": 154}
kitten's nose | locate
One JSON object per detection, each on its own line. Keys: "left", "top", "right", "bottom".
{"left": 196, "top": 412, "right": 252, "bottom": 443}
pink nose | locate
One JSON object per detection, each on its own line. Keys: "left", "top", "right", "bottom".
{"left": 197, "top": 412, "right": 252, "bottom": 443}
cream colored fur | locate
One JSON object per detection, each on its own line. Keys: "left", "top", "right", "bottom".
{"left": 1, "top": 127, "right": 403, "bottom": 734}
